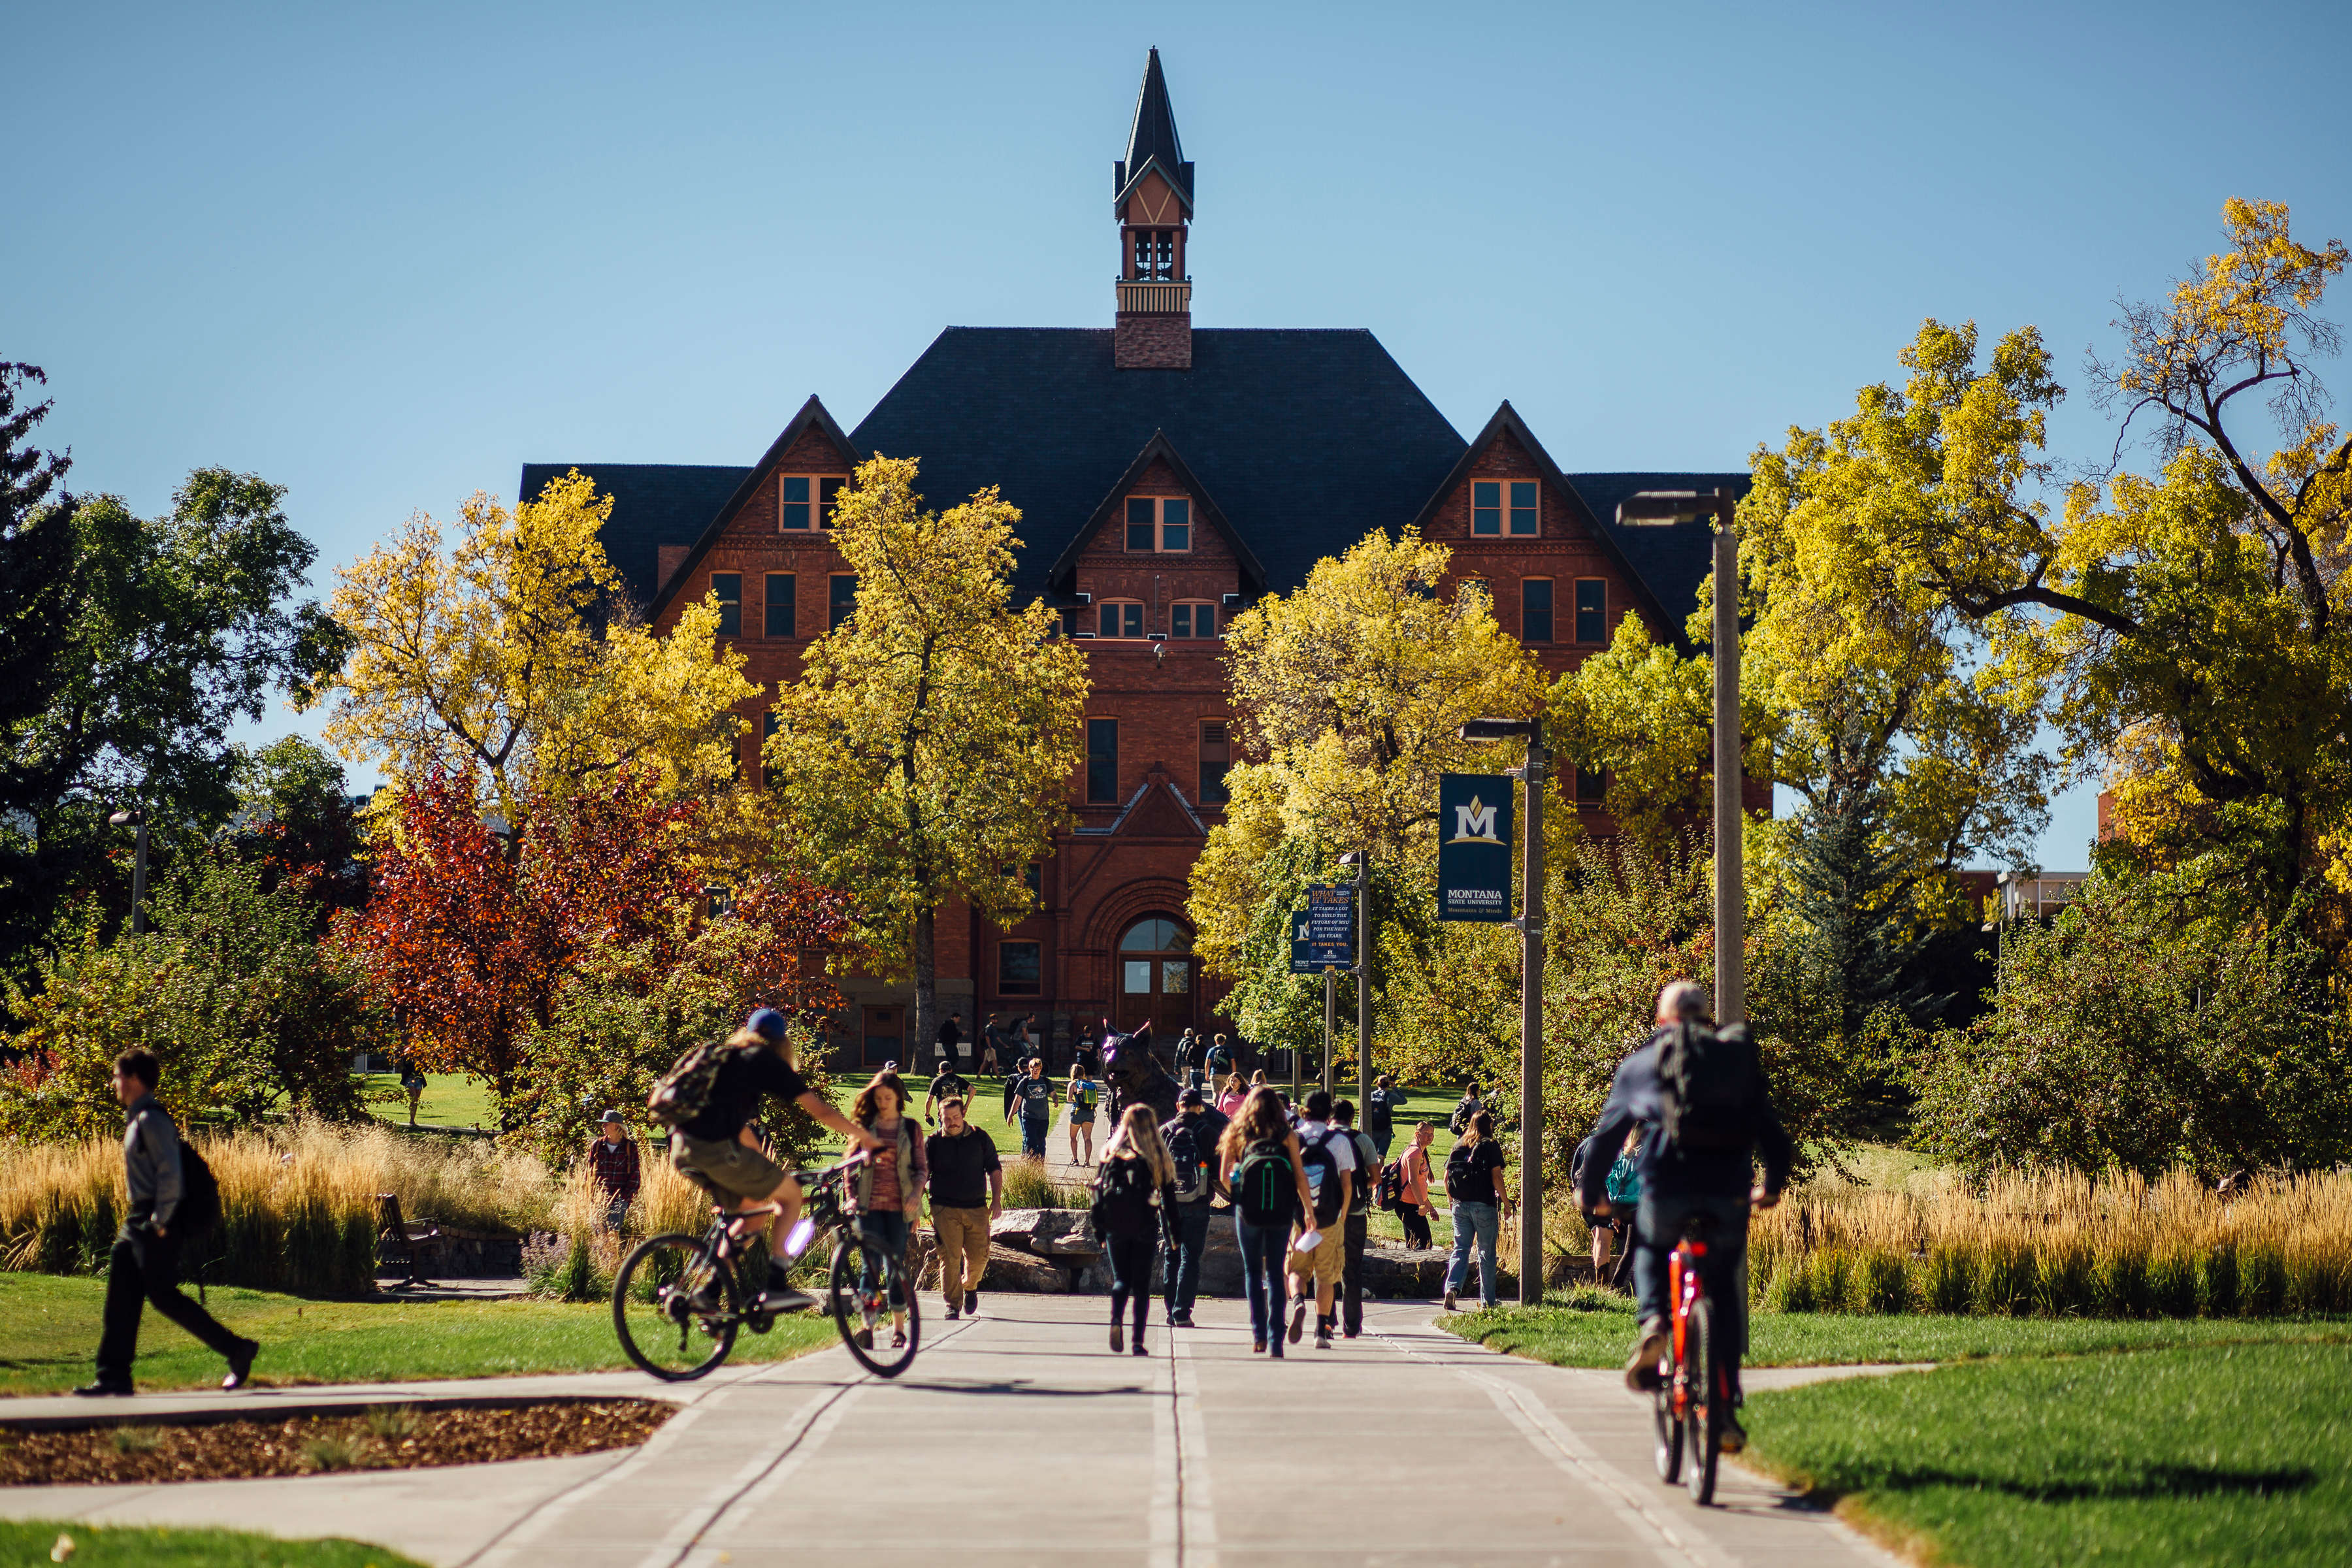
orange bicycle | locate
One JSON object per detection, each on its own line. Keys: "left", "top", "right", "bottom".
{"left": 1650, "top": 1213, "right": 1728, "bottom": 1504}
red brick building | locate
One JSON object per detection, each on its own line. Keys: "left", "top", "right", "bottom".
{"left": 522, "top": 50, "right": 1743, "bottom": 1068}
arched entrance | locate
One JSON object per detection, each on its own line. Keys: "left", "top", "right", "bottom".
{"left": 1117, "top": 917, "right": 1194, "bottom": 1039}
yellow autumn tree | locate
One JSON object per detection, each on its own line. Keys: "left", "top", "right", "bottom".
{"left": 301, "top": 470, "right": 756, "bottom": 838}
{"left": 762, "top": 455, "right": 1092, "bottom": 1050}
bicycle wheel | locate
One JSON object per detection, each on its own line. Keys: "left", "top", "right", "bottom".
{"left": 1683, "top": 1296, "right": 1720, "bottom": 1505}
{"left": 1652, "top": 1354, "right": 1684, "bottom": 1482}
{"left": 830, "top": 1228, "right": 921, "bottom": 1378}
{"left": 613, "top": 1232, "right": 739, "bottom": 1381}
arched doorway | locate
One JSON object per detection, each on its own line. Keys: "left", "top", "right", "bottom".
{"left": 1117, "top": 917, "right": 1194, "bottom": 1039}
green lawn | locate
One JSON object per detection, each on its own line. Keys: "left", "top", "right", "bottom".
{"left": 0, "top": 1522, "right": 423, "bottom": 1567}
{"left": 358, "top": 1071, "right": 499, "bottom": 1134}
{"left": 1740, "top": 1343, "right": 2352, "bottom": 1568}
{"left": 1441, "top": 1291, "right": 2352, "bottom": 1368}
{"left": 0, "top": 1273, "right": 833, "bottom": 1397}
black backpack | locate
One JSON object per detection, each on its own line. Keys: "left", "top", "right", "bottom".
{"left": 1298, "top": 1128, "right": 1347, "bottom": 1227}
{"left": 1377, "top": 1158, "right": 1404, "bottom": 1212}
{"left": 1446, "top": 1139, "right": 1491, "bottom": 1205}
{"left": 1163, "top": 1117, "right": 1211, "bottom": 1205}
{"left": 1656, "top": 1022, "right": 1764, "bottom": 1154}
{"left": 647, "top": 1036, "right": 740, "bottom": 1128}
{"left": 1090, "top": 1156, "right": 1160, "bottom": 1238}
{"left": 1231, "top": 1139, "right": 1296, "bottom": 1228}
{"left": 175, "top": 1139, "right": 222, "bottom": 1237}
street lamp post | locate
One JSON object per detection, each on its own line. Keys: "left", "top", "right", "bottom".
{"left": 1616, "top": 488, "right": 1745, "bottom": 1023}
{"left": 108, "top": 807, "right": 150, "bottom": 937}
{"left": 1458, "top": 715, "right": 1545, "bottom": 1305}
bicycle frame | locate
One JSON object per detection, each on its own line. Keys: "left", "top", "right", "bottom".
{"left": 1665, "top": 1233, "right": 1708, "bottom": 1423}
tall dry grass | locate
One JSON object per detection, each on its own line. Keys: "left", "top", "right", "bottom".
{"left": 0, "top": 1123, "right": 580, "bottom": 1298}
{"left": 1750, "top": 1166, "right": 2352, "bottom": 1318}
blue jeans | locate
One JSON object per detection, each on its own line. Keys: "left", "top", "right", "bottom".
{"left": 1634, "top": 1190, "right": 1750, "bottom": 1386}
{"left": 857, "top": 1210, "right": 910, "bottom": 1309}
{"left": 1235, "top": 1215, "right": 1288, "bottom": 1352}
{"left": 1369, "top": 1128, "right": 1394, "bottom": 1158}
{"left": 1445, "top": 1200, "right": 1501, "bottom": 1306}
{"left": 1020, "top": 1115, "right": 1049, "bottom": 1158}
{"left": 1164, "top": 1200, "right": 1213, "bottom": 1318}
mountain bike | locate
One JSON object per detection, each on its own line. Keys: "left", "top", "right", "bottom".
{"left": 1650, "top": 1213, "right": 1728, "bottom": 1505}
{"left": 611, "top": 1158, "right": 921, "bottom": 1380}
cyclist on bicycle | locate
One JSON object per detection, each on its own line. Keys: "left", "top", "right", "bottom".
{"left": 1580, "top": 979, "right": 1792, "bottom": 1452}
{"left": 671, "top": 1008, "right": 883, "bottom": 1313}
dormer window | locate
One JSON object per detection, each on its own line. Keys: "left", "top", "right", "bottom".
{"left": 1472, "top": 480, "right": 1539, "bottom": 537}
{"left": 1125, "top": 497, "right": 1190, "bottom": 552}
{"left": 781, "top": 475, "right": 846, "bottom": 531}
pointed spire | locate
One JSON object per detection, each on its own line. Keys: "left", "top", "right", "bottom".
{"left": 1114, "top": 46, "right": 1193, "bottom": 210}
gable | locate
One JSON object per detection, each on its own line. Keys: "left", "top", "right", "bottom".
{"left": 646, "top": 395, "right": 861, "bottom": 621}
{"left": 517, "top": 462, "right": 751, "bottom": 615}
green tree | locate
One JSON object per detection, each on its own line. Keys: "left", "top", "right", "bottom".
{"left": 764, "top": 455, "right": 1091, "bottom": 1052}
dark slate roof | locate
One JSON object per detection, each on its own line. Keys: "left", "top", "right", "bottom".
{"left": 517, "top": 461, "right": 749, "bottom": 614}
{"left": 1569, "top": 472, "right": 1754, "bottom": 641}
{"left": 848, "top": 327, "right": 1467, "bottom": 602}
{"left": 1115, "top": 47, "right": 1193, "bottom": 210}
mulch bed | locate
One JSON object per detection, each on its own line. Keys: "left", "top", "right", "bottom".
{"left": 0, "top": 1399, "right": 670, "bottom": 1486}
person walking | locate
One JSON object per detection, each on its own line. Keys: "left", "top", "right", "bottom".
{"left": 1204, "top": 1032, "right": 1234, "bottom": 1088}
{"left": 1159, "top": 1086, "right": 1228, "bottom": 1327}
{"left": 1074, "top": 1022, "right": 1103, "bottom": 1075}
{"left": 935, "top": 1010, "right": 963, "bottom": 1074}
{"left": 924, "top": 1096, "right": 1002, "bottom": 1320}
{"left": 78, "top": 1049, "right": 259, "bottom": 1397}
{"left": 1331, "top": 1100, "right": 1382, "bottom": 1339}
{"left": 587, "top": 1111, "right": 640, "bottom": 1232}
{"left": 398, "top": 1054, "right": 427, "bottom": 1126}
{"left": 849, "top": 1070, "right": 927, "bottom": 1351}
{"left": 1284, "top": 1088, "right": 1356, "bottom": 1350}
{"left": 1066, "top": 1063, "right": 1102, "bottom": 1165}
{"left": 1442, "top": 1109, "right": 1507, "bottom": 1311}
{"left": 1448, "top": 1083, "right": 1485, "bottom": 1137}
{"left": 1215, "top": 1072, "right": 1247, "bottom": 1117}
{"left": 1005, "top": 1054, "right": 1054, "bottom": 1158}
{"left": 1396, "top": 1120, "right": 1437, "bottom": 1249}
{"left": 1583, "top": 980, "right": 1792, "bottom": 1453}
{"left": 1364, "top": 1073, "right": 1401, "bottom": 1158}
{"left": 1092, "top": 1104, "right": 1177, "bottom": 1356}
{"left": 1218, "top": 1086, "right": 1316, "bottom": 1358}
{"left": 924, "top": 1058, "right": 972, "bottom": 1124}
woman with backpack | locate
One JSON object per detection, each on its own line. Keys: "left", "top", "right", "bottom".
{"left": 1442, "top": 1109, "right": 1508, "bottom": 1311}
{"left": 1066, "top": 1064, "right": 1102, "bottom": 1166}
{"left": 850, "top": 1071, "right": 928, "bottom": 1350}
{"left": 1093, "top": 1104, "right": 1176, "bottom": 1355}
{"left": 1216, "top": 1087, "right": 1318, "bottom": 1358}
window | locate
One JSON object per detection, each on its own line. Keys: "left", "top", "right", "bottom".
{"left": 764, "top": 574, "right": 796, "bottom": 639}
{"left": 1199, "top": 720, "right": 1230, "bottom": 804}
{"left": 1098, "top": 601, "right": 1145, "bottom": 639}
{"left": 1123, "top": 497, "right": 1192, "bottom": 553}
{"left": 828, "top": 574, "right": 857, "bottom": 632}
{"left": 1472, "top": 480, "right": 1538, "bottom": 536}
{"left": 998, "top": 941, "right": 1042, "bottom": 996}
{"left": 1133, "top": 229, "right": 1175, "bottom": 280}
{"left": 1576, "top": 765, "right": 1607, "bottom": 803}
{"left": 780, "top": 475, "right": 846, "bottom": 531}
{"left": 999, "top": 861, "right": 1044, "bottom": 896}
{"left": 1170, "top": 602, "right": 1217, "bottom": 638}
{"left": 1575, "top": 579, "right": 1607, "bottom": 644}
{"left": 710, "top": 574, "right": 741, "bottom": 637}
{"left": 1522, "top": 578, "right": 1554, "bottom": 643}
{"left": 1087, "top": 718, "right": 1119, "bottom": 803}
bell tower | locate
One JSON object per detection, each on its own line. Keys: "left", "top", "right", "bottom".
{"left": 1113, "top": 48, "right": 1194, "bottom": 370}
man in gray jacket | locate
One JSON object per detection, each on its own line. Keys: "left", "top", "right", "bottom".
{"left": 76, "top": 1049, "right": 259, "bottom": 1396}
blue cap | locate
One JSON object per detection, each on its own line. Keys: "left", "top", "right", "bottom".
{"left": 746, "top": 1008, "right": 788, "bottom": 1044}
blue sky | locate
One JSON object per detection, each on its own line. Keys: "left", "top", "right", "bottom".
{"left": 10, "top": 0, "right": 2349, "bottom": 866}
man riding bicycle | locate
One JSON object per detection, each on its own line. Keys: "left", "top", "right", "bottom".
{"left": 670, "top": 1008, "right": 883, "bottom": 1313}
{"left": 1580, "top": 979, "right": 1792, "bottom": 1454}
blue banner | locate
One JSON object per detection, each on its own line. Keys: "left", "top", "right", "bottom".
{"left": 1438, "top": 774, "right": 1513, "bottom": 922}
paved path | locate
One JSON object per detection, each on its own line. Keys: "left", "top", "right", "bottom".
{"left": 1, "top": 1297, "right": 1902, "bottom": 1568}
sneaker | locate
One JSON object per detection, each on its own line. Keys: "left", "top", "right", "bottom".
{"left": 71, "top": 1381, "right": 133, "bottom": 1398}
{"left": 1287, "top": 1299, "right": 1307, "bottom": 1344}
{"left": 1315, "top": 1329, "right": 1333, "bottom": 1350}
{"left": 222, "top": 1338, "right": 259, "bottom": 1391}
{"left": 1443, "top": 1288, "right": 1457, "bottom": 1312}
{"left": 890, "top": 1328, "right": 907, "bottom": 1349}
{"left": 945, "top": 1306, "right": 961, "bottom": 1321}
{"left": 1171, "top": 1312, "right": 1194, "bottom": 1328}
{"left": 1131, "top": 1341, "right": 1149, "bottom": 1357}
{"left": 1109, "top": 1323, "right": 1124, "bottom": 1354}
{"left": 1719, "top": 1415, "right": 1748, "bottom": 1454}
{"left": 1251, "top": 1340, "right": 1267, "bottom": 1354}
{"left": 1624, "top": 1317, "right": 1669, "bottom": 1394}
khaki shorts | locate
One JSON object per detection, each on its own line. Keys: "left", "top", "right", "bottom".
{"left": 1288, "top": 1222, "right": 1344, "bottom": 1286}
{"left": 670, "top": 1132, "right": 785, "bottom": 1201}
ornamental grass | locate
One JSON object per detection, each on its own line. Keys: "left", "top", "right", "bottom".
{"left": 1752, "top": 1166, "right": 2352, "bottom": 1318}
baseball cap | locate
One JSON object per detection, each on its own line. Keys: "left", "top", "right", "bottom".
{"left": 1179, "top": 1086, "right": 1205, "bottom": 1107}
{"left": 745, "top": 1008, "right": 788, "bottom": 1044}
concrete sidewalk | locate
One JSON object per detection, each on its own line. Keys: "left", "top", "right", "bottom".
{"left": 0, "top": 1297, "right": 1901, "bottom": 1568}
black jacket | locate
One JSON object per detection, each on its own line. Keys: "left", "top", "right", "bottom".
{"left": 1577, "top": 1028, "right": 1794, "bottom": 1209}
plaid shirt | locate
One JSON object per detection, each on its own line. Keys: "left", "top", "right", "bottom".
{"left": 587, "top": 1135, "right": 641, "bottom": 1200}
